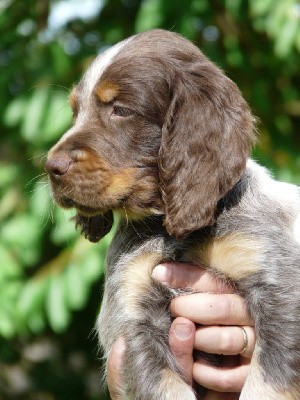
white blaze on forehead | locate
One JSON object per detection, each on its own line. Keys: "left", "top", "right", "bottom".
{"left": 55, "top": 36, "right": 133, "bottom": 146}
{"left": 81, "top": 36, "right": 133, "bottom": 99}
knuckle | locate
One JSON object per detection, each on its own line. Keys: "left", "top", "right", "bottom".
{"left": 219, "top": 329, "right": 235, "bottom": 354}
{"left": 217, "top": 373, "right": 236, "bottom": 392}
{"left": 219, "top": 296, "right": 233, "bottom": 320}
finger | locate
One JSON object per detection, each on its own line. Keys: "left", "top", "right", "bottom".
{"left": 195, "top": 326, "right": 256, "bottom": 358}
{"left": 193, "top": 358, "right": 250, "bottom": 392}
{"left": 171, "top": 293, "right": 252, "bottom": 326}
{"left": 152, "top": 263, "right": 233, "bottom": 293}
{"left": 169, "top": 317, "right": 196, "bottom": 386}
{"left": 107, "top": 337, "right": 126, "bottom": 400}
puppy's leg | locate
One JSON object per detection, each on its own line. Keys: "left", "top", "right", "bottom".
{"left": 122, "top": 282, "right": 196, "bottom": 400}
{"left": 240, "top": 347, "right": 298, "bottom": 400}
{"left": 99, "top": 248, "right": 196, "bottom": 400}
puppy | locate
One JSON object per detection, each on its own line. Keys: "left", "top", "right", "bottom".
{"left": 45, "top": 29, "right": 300, "bottom": 399}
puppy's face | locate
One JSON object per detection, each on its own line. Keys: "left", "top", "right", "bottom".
{"left": 46, "top": 38, "right": 169, "bottom": 222}
{"left": 46, "top": 30, "right": 256, "bottom": 241}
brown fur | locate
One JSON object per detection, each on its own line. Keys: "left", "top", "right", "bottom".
{"left": 46, "top": 29, "right": 256, "bottom": 240}
{"left": 45, "top": 30, "right": 300, "bottom": 399}
{"left": 68, "top": 86, "right": 79, "bottom": 116}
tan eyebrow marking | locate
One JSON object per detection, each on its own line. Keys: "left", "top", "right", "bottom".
{"left": 69, "top": 86, "right": 79, "bottom": 115}
{"left": 96, "top": 81, "right": 120, "bottom": 103}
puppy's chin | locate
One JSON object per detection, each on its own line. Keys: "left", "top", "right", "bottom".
{"left": 54, "top": 195, "right": 105, "bottom": 217}
{"left": 74, "top": 211, "right": 114, "bottom": 243}
{"left": 54, "top": 194, "right": 114, "bottom": 242}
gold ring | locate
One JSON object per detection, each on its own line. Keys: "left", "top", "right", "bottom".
{"left": 239, "top": 327, "right": 248, "bottom": 354}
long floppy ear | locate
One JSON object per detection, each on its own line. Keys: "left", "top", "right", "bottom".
{"left": 74, "top": 211, "right": 113, "bottom": 243}
{"left": 159, "top": 59, "right": 256, "bottom": 239}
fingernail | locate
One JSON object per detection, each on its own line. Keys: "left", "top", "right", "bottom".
{"left": 151, "top": 264, "right": 170, "bottom": 284}
{"left": 174, "top": 323, "right": 193, "bottom": 340}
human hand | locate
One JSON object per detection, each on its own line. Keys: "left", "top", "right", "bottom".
{"left": 152, "top": 263, "right": 255, "bottom": 398}
{"left": 107, "top": 263, "right": 255, "bottom": 399}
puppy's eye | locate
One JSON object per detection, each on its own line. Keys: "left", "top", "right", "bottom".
{"left": 112, "top": 105, "right": 133, "bottom": 117}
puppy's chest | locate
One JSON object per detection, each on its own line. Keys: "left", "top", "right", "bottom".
{"left": 184, "top": 230, "right": 261, "bottom": 281}
{"left": 106, "top": 222, "right": 261, "bottom": 320}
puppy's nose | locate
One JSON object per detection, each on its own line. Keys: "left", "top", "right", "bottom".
{"left": 45, "top": 155, "right": 72, "bottom": 177}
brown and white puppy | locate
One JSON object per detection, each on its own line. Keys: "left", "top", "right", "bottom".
{"left": 45, "top": 30, "right": 300, "bottom": 399}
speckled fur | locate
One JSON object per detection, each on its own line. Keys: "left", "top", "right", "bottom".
{"left": 45, "top": 30, "right": 300, "bottom": 399}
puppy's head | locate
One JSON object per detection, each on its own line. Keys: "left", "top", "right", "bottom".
{"left": 45, "top": 29, "right": 256, "bottom": 242}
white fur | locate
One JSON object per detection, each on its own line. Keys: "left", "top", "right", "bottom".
{"left": 247, "top": 159, "right": 300, "bottom": 247}
{"left": 81, "top": 36, "right": 133, "bottom": 100}
{"left": 293, "top": 213, "right": 300, "bottom": 244}
{"left": 56, "top": 36, "right": 133, "bottom": 146}
{"left": 247, "top": 159, "right": 300, "bottom": 208}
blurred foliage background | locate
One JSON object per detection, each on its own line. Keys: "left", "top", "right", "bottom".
{"left": 0, "top": 0, "right": 300, "bottom": 398}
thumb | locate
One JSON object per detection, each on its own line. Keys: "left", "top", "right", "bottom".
{"left": 169, "top": 317, "right": 196, "bottom": 386}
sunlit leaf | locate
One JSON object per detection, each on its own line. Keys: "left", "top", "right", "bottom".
{"left": 0, "top": 165, "right": 20, "bottom": 189}
{"left": 81, "top": 248, "right": 104, "bottom": 285}
{"left": 50, "top": 208, "right": 78, "bottom": 244}
{"left": 0, "top": 309, "right": 16, "bottom": 338}
{"left": 0, "top": 213, "right": 43, "bottom": 266}
{"left": 27, "top": 310, "right": 46, "bottom": 334}
{"left": 0, "top": 242, "right": 21, "bottom": 281}
{"left": 30, "top": 179, "right": 52, "bottom": 219}
{"left": 250, "top": 0, "right": 274, "bottom": 16}
{"left": 21, "top": 86, "right": 50, "bottom": 142}
{"left": 64, "top": 263, "right": 89, "bottom": 310}
{"left": 3, "top": 95, "right": 27, "bottom": 127}
{"left": 42, "top": 91, "right": 72, "bottom": 142}
{"left": 18, "top": 278, "right": 48, "bottom": 318}
{"left": 46, "top": 274, "right": 71, "bottom": 333}
{"left": 135, "top": 0, "right": 163, "bottom": 32}
{"left": 274, "top": 17, "right": 299, "bottom": 57}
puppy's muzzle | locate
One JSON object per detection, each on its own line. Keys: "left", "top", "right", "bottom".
{"left": 45, "top": 153, "right": 72, "bottom": 179}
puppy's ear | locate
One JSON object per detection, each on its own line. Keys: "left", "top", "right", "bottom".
{"left": 159, "top": 60, "right": 256, "bottom": 239}
{"left": 74, "top": 211, "right": 113, "bottom": 243}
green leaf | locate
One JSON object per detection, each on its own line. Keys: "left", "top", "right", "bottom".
{"left": 64, "top": 263, "right": 88, "bottom": 310}
{"left": 135, "top": 0, "right": 163, "bottom": 32}
{"left": 250, "top": 0, "right": 274, "bottom": 16}
{"left": 50, "top": 42, "right": 73, "bottom": 77}
{"left": 18, "top": 278, "right": 48, "bottom": 318}
{"left": 51, "top": 208, "right": 78, "bottom": 245}
{"left": 225, "top": 0, "right": 243, "bottom": 17}
{"left": 30, "top": 180, "right": 52, "bottom": 219}
{"left": 21, "top": 86, "right": 50, "bottom": 142}
{"left": 0, "top": 309, "right": 16, "bottom": 338}
{"left": 0, "top": 164, "right": 20, "bottom": 189}
{"left": 81, "top": 249, "right": 104, "bottom": 285}
{"left": 0, "top": 243, "right": 21, "bottom": 281}
{"left": 3, "top": 95, "right": 27, "bottom": 127}
{"left": 42, "top": 91, "right": 72, "bottom": 142}
{"left": 46, "top": 274, "right": 71, "bottom": 333}
{"left": 0, "top": 282, "right": 23, "bottom": 337}
{"left": 27, "top": 309, "right": 46, "bottom": 334}
{"left": 274, "top": 17, "right": 299, "bottom": 57}
{"left": 0, "top": 213, "right": 42, "bottom": 266}
{"left": 191, "top": 0, "right": 208, "bottom": 13}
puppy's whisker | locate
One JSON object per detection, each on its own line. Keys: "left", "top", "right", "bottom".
{"left": 25, "top": 173, "right": 48, "bottom": 188}
{"left": 28, "top": 152, "right": 49, "bottom": 162}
